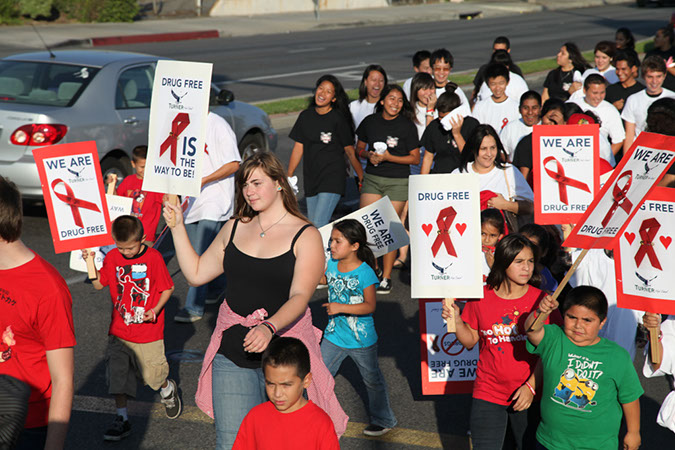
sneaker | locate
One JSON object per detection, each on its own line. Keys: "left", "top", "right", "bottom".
{"left": 375, "top": 267, "right": 383, "bottom": 281}
{"left": 103, "top": 415, "right": 131, "bottom": 441}
{"left": 376, "top": 278, "right": 391, "bottom": 294}
{"left": 363, "top": 424, "right": 391, "bottom": 437}
{"left": 174, "top": 309, "right": 202, "bottom": 323}
{"left": 160, "top": 379, "right": 182, "bottom": 419}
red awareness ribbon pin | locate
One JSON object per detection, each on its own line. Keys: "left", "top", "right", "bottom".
{"left": 501, "top": 118, "right": 509, "bottom": 130}
{"left": 431, "top": 206, "right": 457, "bottom": 258}
{"left": 601, "top": 170, "right": 633, "bottom": 228}
{"left": 543, "top": 156, "right": 591, "bottom": 205}
{"left": 159, "top": 112, "right": 190, "bottom": 165}
{"left": 635, "top": 217, "right": 662, "bottom": 270}
{"left": 51, "top": 178, "right": 101, "bottom": 228}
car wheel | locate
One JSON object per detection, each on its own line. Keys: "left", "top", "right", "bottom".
{"left": 238, "top": 133, "right": 266, "bottom": 161}
{"left": 100, "top": 155, "right": 132, "bottom": 185}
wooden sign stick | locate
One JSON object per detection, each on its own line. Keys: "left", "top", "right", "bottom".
{"left": 166, "top": 194, "right": 179, "bottom": 227}
{"left": 444, "top": 298, "right": 456, "bottom": 333}
{"left": 84, "top": 250, "right": 97, "bottom": 280}
{"left": 106, "top": 174, "right": 117, "bottom": 195}
{"left": 648, "top": 325, "right": 662, "bottom": 366}
{"left": 530, "top": 248, "right": 590, "bottom": 331}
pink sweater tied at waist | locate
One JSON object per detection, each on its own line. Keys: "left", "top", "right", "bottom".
{"left": 194, "top": 301, "right": 349, "bottom": 437}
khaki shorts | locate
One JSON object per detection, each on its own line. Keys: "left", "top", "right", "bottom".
{"left": 361, "top": 173, "right": 409, "bottom": 202}
{"left": 106, "top": 336, "right": 169, "bottom": 397}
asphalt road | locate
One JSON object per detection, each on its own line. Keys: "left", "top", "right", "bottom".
{"left": 19, "top": 126, "right": 675, "bottom": 449}
{"left": 5, "top": 4, "right": 664, "bottom": 103}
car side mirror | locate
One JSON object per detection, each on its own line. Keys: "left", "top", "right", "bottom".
{"left": 216, "top": 89, "right": 235, "bottom": 105}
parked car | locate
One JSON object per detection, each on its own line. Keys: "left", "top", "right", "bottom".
{"left": 0, "top": 50, "right": 278, "bottom": 199}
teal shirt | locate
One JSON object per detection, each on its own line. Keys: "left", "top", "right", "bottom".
{"left": 527, "top": 325, "right": 643, "bottom": 450}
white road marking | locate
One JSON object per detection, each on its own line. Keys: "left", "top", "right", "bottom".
{"left": 216, "top": 63, "right": 370, "bottom": 85}
{"left": 288, "top": 47, "right": 326, "bottom": 54}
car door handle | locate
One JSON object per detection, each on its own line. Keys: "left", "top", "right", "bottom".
{"left": 123, "top": 117, "right": 139, "bottom": 125}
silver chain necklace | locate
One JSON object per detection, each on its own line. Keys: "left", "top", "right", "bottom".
{"left": 257, "top": 212, "right": 288, "bottom": 238}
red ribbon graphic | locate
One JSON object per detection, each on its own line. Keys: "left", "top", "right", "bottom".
{"left": 501, "top": 118, "right": 509, "bottom": 130}
{"left": 543, "top": 156, "right": 591, "bottom": 205}
{"left": 159, "top": 113, "right": 190, "bottom": 165}
{"left": 635, "top": 217, "right": 662, "bottom": 270}
{"left": 51, "top": 178, "right": 101, "bottom": 228}
{"left": 431, "top": 206, "right": 457, "bottom": 257}
{"left": 601, "top": 170, "right": 633, "bottom": 227}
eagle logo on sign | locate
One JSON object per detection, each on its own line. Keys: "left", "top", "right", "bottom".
{"left": 320, "top": 132, "right": 332, "bottom": 144}
{"left": 386, "top": 136, "right": 399, "bottom": 148}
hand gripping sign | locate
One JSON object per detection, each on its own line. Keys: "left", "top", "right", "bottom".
{"left": 33, "top": 141, "right": 113, "bottom": 254}
{"left": 533, "top": 124, "right": 599, "bottom": 225}
{"left": 143, "top": 60, "right": 213, "bottom": 199}
{"left": 409, "top": 174, "right": 482, "bottom": 332}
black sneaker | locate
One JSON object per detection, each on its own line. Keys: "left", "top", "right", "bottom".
{"left": 174, "top": 309, "right": 202, "bottom": 323}
{"left": 363, "top": 424, "right": 391, "bottom": 437}
{"left": 375, "top": 267, "right": 383, "bottom": 281}
{"left": 161, "top": 379, "right": 182, "bottom": 419}
{"left": 103, "top": 415, "right": 131, "bottom": 441}
{"left": 376, "top": 278, "right": 391, "bottom": 294}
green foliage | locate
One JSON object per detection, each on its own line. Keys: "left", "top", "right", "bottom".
{"left": 97, "top": 0, "right": 139, "bottom": 23}
{"left": 19, "top": 0, "right": 53, "bottom": 18}
{"left": 54, "top": 0, "right": 139, "bottom": 22}
{"left": 0, "top": 0, "right": 20, "bottom": 24}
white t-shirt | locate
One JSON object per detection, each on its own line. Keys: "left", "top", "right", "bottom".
{"left": 183, "top": 112, "right": 241, "bottom": 224}
{"left": 476, "top": 72, "right": 529, "bottom": 104}
{"left": 622, "top": 88, "right": 675, "bottom": 136}
{"left": 402, "top": 77, "right": 413, "bottom": 101}
{"left": 568, "top": 67, "right": 621, "bottom": 101}
{"left": 349, "top": 99, "right": 378, "bottom": 131}
{"left": 568, "top": 97, "right": 625, "bottom": 144}
{"left": 599, "top": 134, "right": 616, "bottom": 167}
{"left": 414, "top": 103, "right": 436, "bottom": 139}
{"left": 436, "top": 84, "right": 471, "bottom": 117}
{"left": 568, "top": 248, "right": 641, "bottom": 360}
{"left": 499, "top": 118, "right": 536, "bottom": 161}
{"left": 451, "top": 163, "right": 534, "bottom": 202}
{"left": 643, "top": 315, "right": 675, "bottom": 387}
{"left": 471, "top": 96, "right": 521, "bottom": 133}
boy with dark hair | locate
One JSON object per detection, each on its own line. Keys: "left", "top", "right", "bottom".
{"left": 402, "top": 50, "right": 432, "bottom": 99}
{"left": 472, "top": 63, "right": 520, "bottom": 132}
{"left": 472, "top": 36, "right": 524, "bottom": 102}
{"left": 605, "top": 51, "right": 644, "bottom": 112}
{"left": 525, "top": 286, "right": 643, "bottom": 450}
{"left": 233, "top": 337, "right": 339, "bottom": 450}
{"left": 110, "top": 145, "right": 164, "bottom": 244}
{"left": 430, "top": 48, "right": 471, "bottom": 116}
{"left": 646, "top": 25, "right": 675, "bottom": 91}
{"left": 84, "top": 215, "right": 179, "bottom": 441}
{"left": 0, "top": 176, "right": 76, "bottom": 450}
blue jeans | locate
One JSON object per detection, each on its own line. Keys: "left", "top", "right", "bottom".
{"left": 321, "top": 339, "right": 396, "bottom": 428}
{"left": 212, "top": 353, "right": 266, "bottom": 450}
{"left": 183, "top": 220, "right": 226, "bottom": 317}
{"left": 305, "top": 192, "right": 341, "bottom": 228}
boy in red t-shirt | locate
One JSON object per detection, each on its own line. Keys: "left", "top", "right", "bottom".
{"left": 108, "top": 145, "right": 164, "bottom": 244}
{"left": 233, "top": 337, "right": 339, "bottom": 450}
{"left": 83, "top": 215, "right": 179, "bottom": 441}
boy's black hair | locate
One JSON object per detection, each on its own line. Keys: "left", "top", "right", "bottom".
{"left": 412, "top": 50, "right": 431, "bottom": 68}
{"left": 562, "top": 285, "right": 608, "bottom": 322}
{"left": 493, "top": 36, "right": 511, "bottom": 49}
{"left": 132, "top": 145, "right": 148, "bottom": 162}
{"left": 612, "top": 50, "right": 640, "bottom": 70}
{"left": 642, "top": 55, "right": 667, "bottom": 76}
{"left": 519, "top": 90, "right": 542, "bottom": 107}
{"left": 0, "top": 176, "right": 22, "bottom": 243}
{"left": 647, "top": 98, "right": 675, "bottom": 136}
{"left": 430, "top": 48, "right": 454, "bottom": 69}
{"left": 583, "top": 73, "right": 607, "bottom": 90}
{"left": 262, "top": 337, "right": 311, "bottom": 379}
{"left": 484, "top": 63, "right": 510, "bottom": 83}
{"left": 112, "top": 215, "right": 144, "bottom": 243}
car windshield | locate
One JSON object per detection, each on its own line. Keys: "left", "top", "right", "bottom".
{"left": 0, "top": 61, "right": 99, "bottom": 107}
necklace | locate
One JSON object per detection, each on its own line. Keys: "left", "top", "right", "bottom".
{"left": 258, "top": 212, "right": 288, "bottom": 238}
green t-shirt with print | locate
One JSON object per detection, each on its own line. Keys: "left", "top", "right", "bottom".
{"left": 526, "top": 325, "right": 643, "bottom": 450}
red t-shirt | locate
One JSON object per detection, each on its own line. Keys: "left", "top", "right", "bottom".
{"left": 99, "top": 246, "right": 173, "bottom": 343}
{"left": 0, "top": 253, "right": 76, "bottom": 428}
{"left": 233, "top": 400, "right": 339, "bottom": 450}
{"left": 116, "top": 175, "right": 163, "bottom": 241}
{"left": 462, "top": 285, "right": 562, "bottom": 406}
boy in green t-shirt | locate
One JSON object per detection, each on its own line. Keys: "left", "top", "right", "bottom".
{"left": 524, "top": 285, "right": 643, "bottom": 450}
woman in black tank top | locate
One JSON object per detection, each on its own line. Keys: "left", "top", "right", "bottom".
{"left": 163, "top": 152, "right": 327, "bottom": 449}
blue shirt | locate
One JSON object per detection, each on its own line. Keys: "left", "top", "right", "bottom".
{"left": 324, "top": 259, "right": 379, "bottom": 349}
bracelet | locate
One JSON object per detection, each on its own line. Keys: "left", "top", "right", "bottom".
{"left": 525, "top": 381, "right": 536, "bottom": 396}
{"left": 261, "top": 321, "right": 276, "bottom": 336}
{"left": 150, "top": 309, "right": 157, "bottom": 323}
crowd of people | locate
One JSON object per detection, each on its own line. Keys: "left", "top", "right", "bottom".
{"left": 1, "top": 23, "right": 675, "bottom": 450}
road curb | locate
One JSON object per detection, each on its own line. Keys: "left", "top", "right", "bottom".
{"left": 90, "top": 29, "right": 220, "bottom": 46}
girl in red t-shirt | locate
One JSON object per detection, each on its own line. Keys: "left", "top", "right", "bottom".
{"left": 442, "top": 234, "right": 561, "bottom": 450}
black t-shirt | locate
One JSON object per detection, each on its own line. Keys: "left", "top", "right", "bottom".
{"left": 605, "top": 81, "right": 645, "bottom": 110}
{"left": 289, "top": 108, "right": 353, "bottom": 196}
{"left": 473, "top": 62, "right": 524, "bottom": 89}
{"left": 543, "top": 67, "right": 577, "bottom": 101}
{"left": 356, "top": 113, "right": 419, "bottom": 178}
{"left": 512, "top": 132, "right": 533, "bottom": 170}
{"left": 421, "top": 116, "right": 479, "bottom": 173}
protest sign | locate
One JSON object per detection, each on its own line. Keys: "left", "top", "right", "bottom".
{"left": 143, "top": 60, "right": 212, "bottom": 198}
{"left": 409, "top": 174, "right": 482, "bottom": 299}
{"left": 318, "top": 196, "right": 408, "bottom": 260}
{"left": 563, "top": 132, "right": 675, "bottom": 250}
{"left": 69, "top": 194, "right": 132, "bottom": 272}
{"left": 533, "top": 124, "right": 599, "bottom": 224}
{"left": 615, "top": 187, "right": 675, "bottom": 314}
{"left": 33, "top": 141, "right": 113, "bottom": 253}
{"left": 419, "top": 299, "right": 478, "bottom": 395}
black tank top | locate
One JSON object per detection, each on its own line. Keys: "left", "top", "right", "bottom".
{"left": 217, "top": 219, "right": 312, "bottom": 368}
